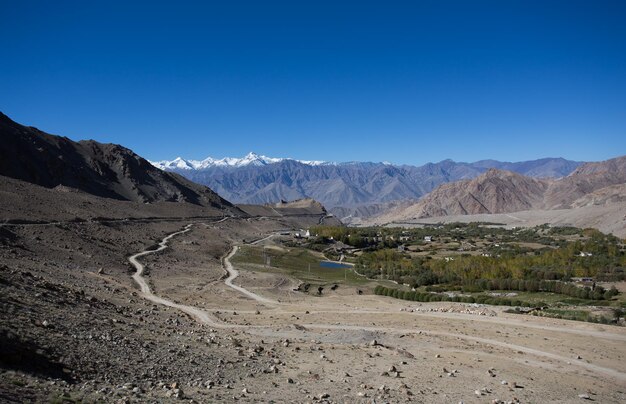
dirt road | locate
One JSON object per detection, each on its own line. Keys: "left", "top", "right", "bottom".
{"left": 128, "top": 223, "right": 626, "bottom": 386}
{"left": 223, "top": 246, "right": 279, "bottom": 305}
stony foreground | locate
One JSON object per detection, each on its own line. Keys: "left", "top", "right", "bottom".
{"left": 1, "top": 217, "right": 625, "bottom": 403}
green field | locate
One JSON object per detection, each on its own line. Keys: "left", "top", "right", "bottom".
{"left": 410, "top": 285, "right": 624, "bottom": 307}
{"left": 232, "top": 245, "right": 390, "bottom": 287}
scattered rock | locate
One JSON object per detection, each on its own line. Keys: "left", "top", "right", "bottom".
{"left": 165, "top": 388, "right": 184, "bottom": 399}
{"left": 318, "top": 392, "right": 330, "bottom": 400}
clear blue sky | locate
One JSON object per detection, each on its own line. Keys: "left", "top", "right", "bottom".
{"left": 1, "top": 1, "right": 625, "bottom": 165}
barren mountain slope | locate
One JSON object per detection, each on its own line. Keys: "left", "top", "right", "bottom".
{"left": 0, "top": 176, "right": 240, "bottom": 223}
{"left": 237, "top": 198, "right": 343, "bottom": 227}
{"left": 570, "top": 183, "right": 626, "bottom": 208}
{"left": 543, "top": 155, "right": 626, "bottom": 209}
{"left": 0, "top": 112, "right": 232, "bottom": 209}
{"left": 375, "top": 169, "right": 550, "bottom": 221}
{"left": 471, "top": 157, "right": 581, "bottom": 178}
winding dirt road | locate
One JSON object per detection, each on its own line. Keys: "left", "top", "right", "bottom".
{"left": 223, "top": 246, "right": 279, "bottom": 305}
{"left": 128, "top": 224, "right": 626, "bottom": 383}
{"left": 129, "top": 224, "right": 228, "bottom": 328}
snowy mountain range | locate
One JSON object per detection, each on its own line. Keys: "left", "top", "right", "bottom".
{"left": 150, "top": 153, "right": 584, "bottom": 221}
{"left": 150, "top": 152, "right": 328, "bottom": 170}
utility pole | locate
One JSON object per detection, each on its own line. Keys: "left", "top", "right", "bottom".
{"left": 263, "top": 247, "right": 270, "bottom": 267}
{"left": 263, "top": 248, "right": 266, "bottom": 267}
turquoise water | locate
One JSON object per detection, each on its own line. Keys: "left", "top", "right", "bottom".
{"left": 319, "top": 261, "right": 350, "bottom": 269}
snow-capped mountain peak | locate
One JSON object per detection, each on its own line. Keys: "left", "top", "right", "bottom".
{"left": 170, "top": 157, "right": 195, "bottom": 169}
{"left": 149, "top": 152, "right": 328, "bottom": 170}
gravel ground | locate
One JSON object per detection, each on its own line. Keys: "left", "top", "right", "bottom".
{"left": 1, "top": 217, "right": 625, "bottom": 403}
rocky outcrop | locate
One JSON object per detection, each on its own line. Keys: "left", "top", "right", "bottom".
{"left": 0, "top": 112, "right": 233, "bottom": 209}
{"left": 543, "top": 156, "right": 626, "bottom": 209}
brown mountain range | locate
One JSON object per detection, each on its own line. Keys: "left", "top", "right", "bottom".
{"left": 0, "top": 112, "right": 233, "bottom": 210}
{"left": 372, "top": 156, "right": 626, "bottom": 230}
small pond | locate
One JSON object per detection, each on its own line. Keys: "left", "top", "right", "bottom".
{"left": 319, "top": 261, "right": 351, "bottom": 269}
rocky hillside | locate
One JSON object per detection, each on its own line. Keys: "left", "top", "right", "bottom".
{"left": 0, "top": 112, "right": 233, "bottom": 209}
{"left": 544, "top": 156, "right": 626, "bottom": 209}
{"left": 380, "top": 169, "right": 551, "bottom": 219}
{"left": 237, "top": 198, "right": 343, "bottom": 227}
{"left": 570, "top": 183, "right": 626, "bottom": 209}
{"left": 373, "top": 156, "right": 626, "bottom": 223}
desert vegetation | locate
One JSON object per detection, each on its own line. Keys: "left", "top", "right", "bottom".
{"left": 300, "top": 223, "right": 626, "bottom": 325}
{"left": 341, "top": 224, "right": 625, "bottom": 284}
